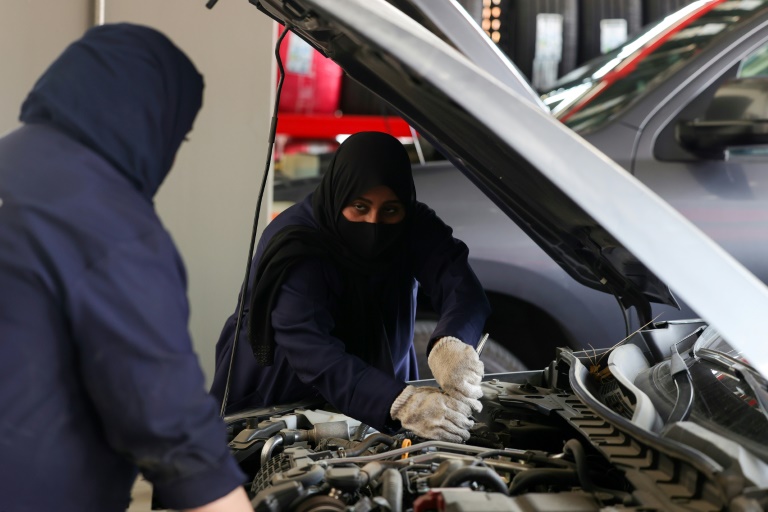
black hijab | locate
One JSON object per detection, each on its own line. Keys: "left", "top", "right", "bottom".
{"left": 247, "top": 132, "right": 416, "bottom": 366}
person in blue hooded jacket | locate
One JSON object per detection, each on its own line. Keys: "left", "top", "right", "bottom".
{"left": 211, "top": 132, "right": 491, "bottom": 442}
{"left": 0, "top": 24, "right": 251, "bottom": 512}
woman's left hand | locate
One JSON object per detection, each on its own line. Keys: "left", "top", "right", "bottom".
{"left": 427, "top": 336, "right": 484, "bottom": 412}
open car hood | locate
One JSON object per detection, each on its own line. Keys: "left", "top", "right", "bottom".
{"left": 251, "top": 0, "right": 768, "bottom": 375}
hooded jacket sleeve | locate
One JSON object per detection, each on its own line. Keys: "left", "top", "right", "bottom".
{"left": 409, "top": 202, "right": 491, "bottom": 353}
{"left": 67, "top": 231, "right": 245, "bottom": 510}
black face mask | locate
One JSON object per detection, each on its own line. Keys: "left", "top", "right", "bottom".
{"left": 337, "top": 217, "right": 405, "bottom": 260}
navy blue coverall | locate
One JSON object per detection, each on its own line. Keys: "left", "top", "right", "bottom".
{"left": 0, "top": 24, "right": 244, "bottom": 511}
{"left": 210, "top": 195, "right": 491, "bottom": 431}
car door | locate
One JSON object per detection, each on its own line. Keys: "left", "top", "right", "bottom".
{"left": 625, "top": 23, "right": 768, "bottom": 297}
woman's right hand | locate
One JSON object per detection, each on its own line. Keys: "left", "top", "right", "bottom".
{"left": 427, "top": 336, "right": 484, "bottom": 412}
{"left": 389, "top": 385, "right": 473, "bottom": 443}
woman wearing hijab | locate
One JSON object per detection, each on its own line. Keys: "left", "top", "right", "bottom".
{"left": 0, "top": 24, "right": 250, "bottom": 511}
{"left": 211, "top": 131, "right": 491, "bottom": 442}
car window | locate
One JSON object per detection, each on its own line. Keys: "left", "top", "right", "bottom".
{"left": 546, "top": 1, "right": 768, "bottom": 134}
{"left": 738, "top": 40, "right": 768, "bottom": 77}
{"left": 719, "top": 41, "right": 768, "bottom": 157}
{"left": 653, "top": 36, "right": 768, "bottom": 162}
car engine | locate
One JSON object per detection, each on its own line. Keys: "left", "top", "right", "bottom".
{"left": 224, "top": 323, "right": 768, "bottom": 511}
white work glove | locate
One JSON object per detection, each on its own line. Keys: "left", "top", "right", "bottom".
{"left": 428, "top": 336, "right": 484, "bottom": 413}
{"left": 390, "top": 385, "right": 473, "bottom": 443}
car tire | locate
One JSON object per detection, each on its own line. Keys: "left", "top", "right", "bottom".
{"left": 412, "top": 320, "right": 527, "bottom": 380}
{"left": 482, "top": 292, "right": 573, "bottom": 370}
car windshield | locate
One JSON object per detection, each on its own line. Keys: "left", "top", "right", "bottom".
{"left": 540, "top": 0, "right": 768, "bottom": 133}
{"left": 684, "top": 327, "right": 768, "bottom": 454}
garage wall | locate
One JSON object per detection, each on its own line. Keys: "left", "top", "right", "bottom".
{"left": 0, "top": 1, "right": 275, "bottom": 384}
{"left": 0, "top": 2, "right": 91, "bottom": 132}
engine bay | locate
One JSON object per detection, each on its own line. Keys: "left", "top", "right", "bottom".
{"left": 224, "top": 321, "right": 768, "bottom": 511}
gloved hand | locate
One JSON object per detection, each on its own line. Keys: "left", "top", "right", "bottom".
{"left": 428, "top": 336, "right": 484, "bottom": 412}
{"left": 390, "top": 385, "right": 473, "bottom": 443}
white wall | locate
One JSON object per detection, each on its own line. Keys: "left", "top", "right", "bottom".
{"left": 0, "top": 1, "right": 275, "bottom": 384}
{"left": 0, "top": 2, "right": 91, "bottom": 131}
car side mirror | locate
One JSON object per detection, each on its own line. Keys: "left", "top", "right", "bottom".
{"left": 676, "top": 77, "right": 768, "bottom": 159}
{"left": 677, "top": 119, "right": 768, "bottom": 158}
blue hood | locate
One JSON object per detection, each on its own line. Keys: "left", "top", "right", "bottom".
{"left": 19, "top": 23, "right": 204, "bottom": 199}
